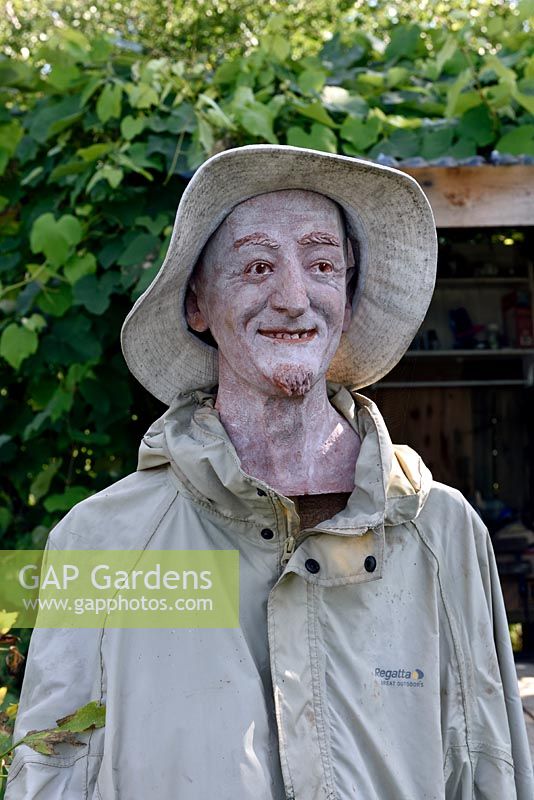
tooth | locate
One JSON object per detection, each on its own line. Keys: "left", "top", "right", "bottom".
{"left": 276, "top": 333, "right": 283, "bottom": 339}
{"left": 282, "top": 333, "right": 291, "bottom": 339}
{"left": 291, "top": 333, "right": 299, "bottom": 339}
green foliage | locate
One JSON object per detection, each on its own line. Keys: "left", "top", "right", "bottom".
{"left": 0, "top": 323, "right": 39, "bottom": 369}
{"left": 54, "top": 700, "right": 106, "bottom": 733}
{"left": 2, "top": 1, "right": 531, "bottom": 66}
{"left": 0, "top": 5, "right": 532, "bottom": 557}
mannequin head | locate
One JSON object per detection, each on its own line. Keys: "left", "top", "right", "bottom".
{"left": 185, "top": 189, "right": 355, "bottom": 398}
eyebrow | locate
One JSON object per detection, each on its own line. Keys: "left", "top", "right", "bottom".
{"left": 233, "top": 230, "right": 341, "bottom": 250}
{"left": 297, "top": 231, "right": 340, "bottom": 247}
{"left": 233, "top": 233, "right": 280, "bottom": 250}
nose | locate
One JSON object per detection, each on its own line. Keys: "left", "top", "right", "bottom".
{"left": 269, "top": 263, "right": 310, "bottom": 317}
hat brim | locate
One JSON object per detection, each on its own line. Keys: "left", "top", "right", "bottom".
{"left": 121, "top": 145, "right": 437, "bottom": 404}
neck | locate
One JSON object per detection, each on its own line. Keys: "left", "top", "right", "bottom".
{"left": 215, "top": 360, "right": 360, "bottom": 496}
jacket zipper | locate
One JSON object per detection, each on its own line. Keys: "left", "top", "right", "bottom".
{"left": 280, "top": 526, "right": 330, "bottom": 568}
{"left": 280, "top": 535, "right": 296, "bottom": 566}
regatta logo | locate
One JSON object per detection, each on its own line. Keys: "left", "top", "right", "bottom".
{"left": 375, "top": 666, "right": 425, "bottom": 687}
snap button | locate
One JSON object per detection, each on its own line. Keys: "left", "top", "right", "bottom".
{"left": 260, "top": 528, "right": 274, "bottom": 540}
{"left": 364, "top": 555, "right": 377, "bottom": 573}
{"left": 257, "top": 488, "right": 267, "bottom": 497}
{"left": 305, "top": 558, "right": 320, "bottom": 574}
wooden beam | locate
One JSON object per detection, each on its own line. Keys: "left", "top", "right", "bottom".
{"left": 401, "top": 165, "right": 534, "bottom": 228}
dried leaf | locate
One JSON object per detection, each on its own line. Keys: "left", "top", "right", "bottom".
{"left": 23, "top": 728, "right": 85, "bottom": 756}
{"left": 6, "top": 646, "right": 25, "bottom": 677}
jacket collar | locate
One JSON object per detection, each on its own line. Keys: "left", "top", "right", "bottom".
{"left": 137, "top": 383, "right": 432, "bottom": 532}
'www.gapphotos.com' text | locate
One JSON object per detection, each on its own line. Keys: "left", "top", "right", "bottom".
{"left": 22, "top": 595, "right": 214, "bottom": 615}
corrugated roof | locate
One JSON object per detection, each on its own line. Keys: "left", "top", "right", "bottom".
{"left": 376, "top": 152, "right": 534, "bottom": 168}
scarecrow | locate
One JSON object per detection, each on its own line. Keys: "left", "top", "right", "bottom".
{"left": 6, "top": 146, "right": 533, "bottom": 799}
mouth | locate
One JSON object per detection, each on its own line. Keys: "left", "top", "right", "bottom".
{"left": 258, "top": 328, "right": 317, "bottom": 342}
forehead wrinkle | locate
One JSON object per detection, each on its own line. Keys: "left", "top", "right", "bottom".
{"left": 297, "top": 231, "right": 340, "bottom": 247}
{"left": 233, "top": 232, "right": 280, "bottom": 250}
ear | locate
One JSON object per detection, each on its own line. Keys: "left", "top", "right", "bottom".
{"left": 185, "top": 284, "right": 209, "bottom": 332}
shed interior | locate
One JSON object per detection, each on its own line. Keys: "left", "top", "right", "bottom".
{"left": 368, "top": 218, "right": 534, "bottom": 652}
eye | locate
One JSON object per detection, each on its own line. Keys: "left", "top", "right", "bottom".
{"left": 310, "top": 260, "right": 334, "bottom": 274}
{"left": 245, "top": 261, "right": 273, "bottom": 276}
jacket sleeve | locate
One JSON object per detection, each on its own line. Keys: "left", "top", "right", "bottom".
{"left": 484, "top": 525, "right": 534, "bottom": 799}
{"left": 429, "top": 491, "right": 534, "bottom": 799}
{"left": 4, "top": 533, "right": 105, "bottom": 800}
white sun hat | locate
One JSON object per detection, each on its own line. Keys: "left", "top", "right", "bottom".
{"left": 121, "top": 144, "right": 437, "bottom": 404}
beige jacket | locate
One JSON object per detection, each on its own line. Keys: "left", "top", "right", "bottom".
{"left": 6, "top": 386, "right": 533, "bottom": 799}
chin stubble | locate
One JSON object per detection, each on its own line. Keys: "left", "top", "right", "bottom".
{"left": 272, "top": 364, "right": 313, "bottom": 397}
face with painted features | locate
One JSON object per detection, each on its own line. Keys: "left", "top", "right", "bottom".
{"left": 185, "top": 189, "right": 354, "bottom": 398}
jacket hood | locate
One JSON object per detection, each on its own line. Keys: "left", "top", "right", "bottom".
{"left": 137, "top": 384, "right": 432, "bottom": 531}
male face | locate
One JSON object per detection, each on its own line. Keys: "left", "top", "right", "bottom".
{"left": 185, "top": 189, "right": 353, "bottom": 397}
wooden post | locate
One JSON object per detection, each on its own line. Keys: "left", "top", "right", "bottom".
{"left": 402, "top": 165, "right": 534, "bottom": 228}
